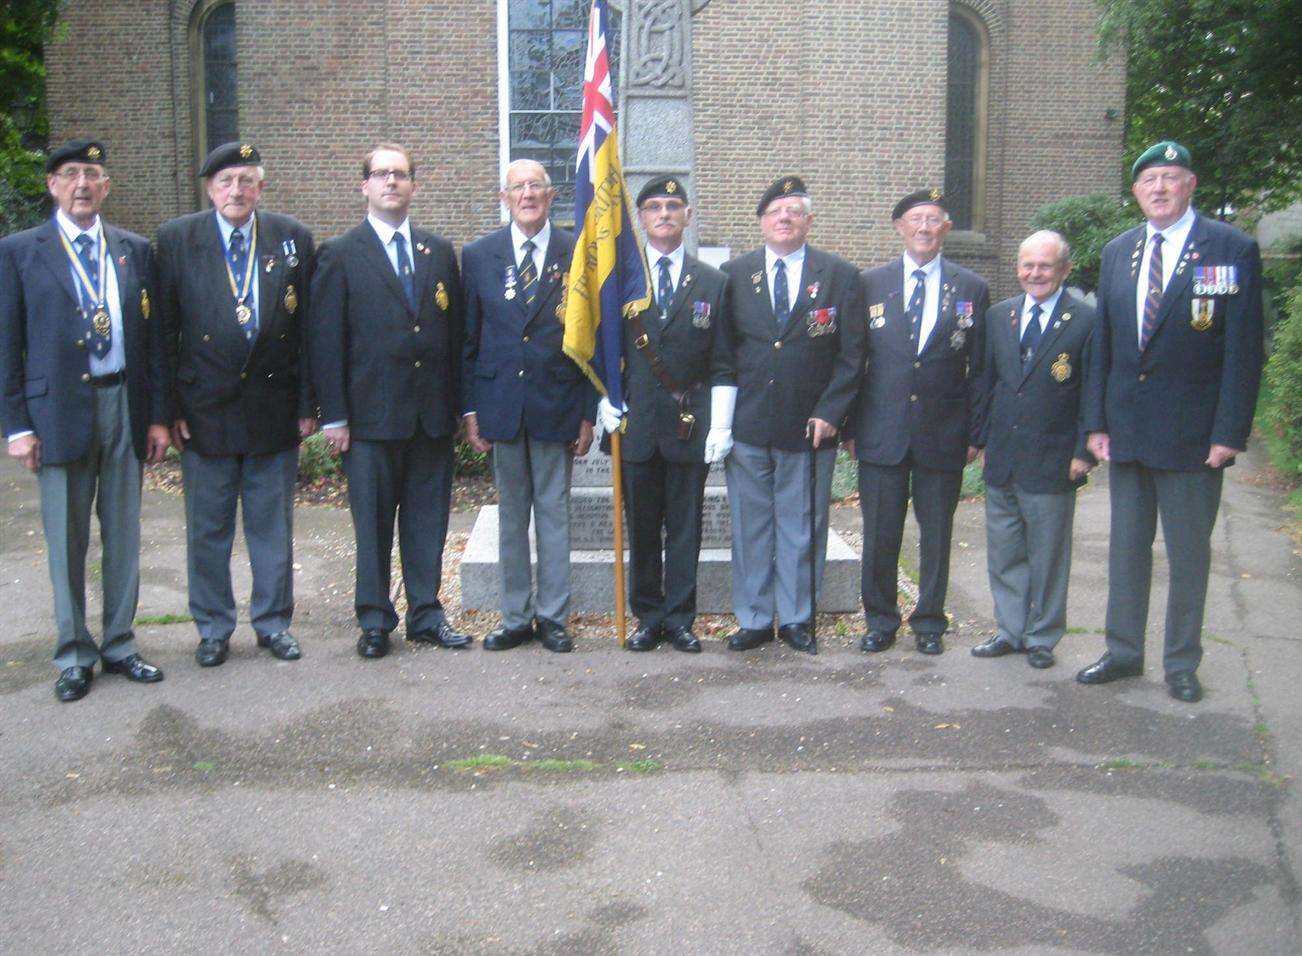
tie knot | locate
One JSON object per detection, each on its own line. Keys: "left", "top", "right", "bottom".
{"left": 75, "top": 234, "right": 92, "bottom": 251}
{"left": 1031, "top": 303, "right": 1042, "bottom": 318}
{"left": 912, "top": 269, "right": 926, "bottom": 283}
{"left": 659, "top": 257, "right": 671, "bottom": 271}
{"left": 522, "top": 239, "right": 535, "bottom": 255}
{"left": 393, "top": 232, "right": 405, "bottom": 247}
{"left": 774, "top": 257, "right": 785, "bottom": 272}
{"left": 1152, "top": 233, "right": 1163, "bottom": 246}
{"left": 230, "top": 230, "right": 244, "bottom": 249}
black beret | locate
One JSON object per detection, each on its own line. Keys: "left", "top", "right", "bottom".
{"left": 892, "top": 188, "right": 947, "bottom": 221}
{"left": 1131, "top": 141, "right": 1192, "bottom": 180}
{"left": 756, "top": 175, "right": 808, "bottom": 217}
{"left": 46, "top": 139, "right": 106, "bottom": 173}
{"left": 200, "top": 141, "right": 262, "bottom": 178}
{"left": 636, "top": 175, "right": 688, "bottom": 207}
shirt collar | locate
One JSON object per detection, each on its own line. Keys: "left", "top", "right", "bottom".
{"left": 367, "top": 213, "right": 412, "bottom": 250}
{"left": 1023, "top": 286, "right": 1064, "bottom": 318}
{"left": 647, "top": 242, "right": 685, "bottom": 270}
{"left": 903, "top": 251, "right": 942, "bottom": 280}
{"left": 511, "top": 220, "right": 551, "bottom": 258}
{"left": 1146, "top": 204, "right": 1195, "bottom": 243}
{"left": 55, "top": 208, "right": 102, "bottom": 246}
{"left": 765, "top": 244, "right": 806, "bottom": 272}
{"left": 215, "top": 209, "right": 255, "bottom": 247}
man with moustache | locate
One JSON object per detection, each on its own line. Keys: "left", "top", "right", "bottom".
{"left": 847, "top": 189, "right": 990, "bottom": 657}
{"left": 971, "top": 230, "right": 1095, "bottom": 670}
{"left": 714, "top": 176, "right": 866, "bottom": 655}
{"left": 0, "top": 139, "right": 170, "bottom": 701}
{"left": 461, "top": 160, "right": 592, "bottom": 653}
{"left": 311, "top": 143, "right": 469, "bottom": 660}
{"left": 157, "top": 142, "right": 316, "bottom": 667}
{"left": 1080, "top": 141, "right": 1263, "bottom": 703}
{"left": 596, "top": 175, "right": 729, "bottom": 653}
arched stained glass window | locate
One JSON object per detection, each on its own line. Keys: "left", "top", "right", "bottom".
{"left": 944, "top": 8, "right": 987, "bottom": 231}
{"left": 196, "top": 2, "right": 237, "bottom": 168}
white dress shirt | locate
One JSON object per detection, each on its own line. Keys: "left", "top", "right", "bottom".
{"left": 647, "top": 242, "right": 685, "bottom": 306}
{"left": 765, "top": 244, "right": 806, "bottom": 316}
{"left": 511, "top": 220, "right": 551, "bottom": 276}
{"left": 57, "top": 208, "right": 125, "bottom": 376}
{"left": 366, "top": 213, "right": 415, "bottom": 277}
{"left": 215, "top": 209, "right": 260, "bottom": 333}
{"left": 903, "top": 252, "right": 943, "bottom": 355}
{"left": 1134, "top": 204, "right": 1196, "bottom": 344}
{"left": 1020, "top": 286, "right": 1064, "bottom": 339}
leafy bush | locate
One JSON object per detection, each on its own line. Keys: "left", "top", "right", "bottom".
{"left": 1260, "top": 281, "right": 1302, "bottom": 485}
{"left": 297, "top": 432, "right": 342, "bottom": 484}
{"left": 455, "top": 438, "right": 491, "bottom": 477}
{"left": 1263, "top": 234, "right": 1302, "bottom": 345}
{"left": 1030, "top": 193, "right": 1139, "bottom": 294}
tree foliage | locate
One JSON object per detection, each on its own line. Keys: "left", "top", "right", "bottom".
{"left": 1030, "top": 193, "right": 1140, "bottom": 294}
{"left": 1, "top": 0, "right": 64, "bottom": 230}
{"left": 1098, "top": 0, "right": 1302, "bottom": 219}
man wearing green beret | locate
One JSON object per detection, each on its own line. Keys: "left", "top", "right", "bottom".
{"left": 1080, "top": 141, "right": 1264, "bottom": 703}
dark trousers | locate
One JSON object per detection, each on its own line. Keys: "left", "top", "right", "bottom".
{"left": 1105, "top": 461, "right": 1223, "bottom": 676}
{"left": 622, "top": 451, "right": 709, "bottom": 631}
{"left": 345, "top": 433, "right": 453, "bottom": 634}
{"left": 858, "top": 455, "right": 963, "bottom": 635}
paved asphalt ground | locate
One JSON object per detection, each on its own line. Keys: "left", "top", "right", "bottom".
{"left": 1, "top": 452, "right": 1298, "bottom": 954}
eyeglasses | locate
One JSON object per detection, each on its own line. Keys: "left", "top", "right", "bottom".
{"left": 901, "top": 214, "right": 946, "bottom": 228}
{"left": 506, "top": 180, "right": 549, "bottom": 195}
{"left": 54, "top": 166, "right": 106, "bottom": 183}
{"left": 368, "top": 169, "right": 412, "bottom": 182}
{"left": 761, "top": 204, "right": 809, "bottom": 219}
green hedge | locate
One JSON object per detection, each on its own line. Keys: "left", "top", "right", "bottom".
{"left": 1260, "top": 281, "right": 1302, "bottom": 489}
{"left": 1030, "top": 193, "right": 1139, "bottom": 294}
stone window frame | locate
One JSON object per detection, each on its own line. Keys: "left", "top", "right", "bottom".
{"left": 945, "top": 2, "right": 991, "bottom": 235}
{"left": 189, "top": 0, "right": 238, "bottom": 194}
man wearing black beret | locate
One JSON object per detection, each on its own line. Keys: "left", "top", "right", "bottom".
{"left": 714, "top": 176, "right": 866, "bottom": 655}
{"left": 156, "top": 142, "right": 317, "bottom": 667}
{"left": 1, "top": 139, "right": 171, "bottom": 701}
{"left": 846, "top": 189, "right": 990, "bottom": 657}
{"left": 599, "top": 176, "right": 729, "bottom": 652}
{"left": 1079, "top": 141, "right": 1264, "bottom": 703}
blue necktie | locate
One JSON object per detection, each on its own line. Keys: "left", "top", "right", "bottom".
{"left": 907, "top": 268, "right": 926, "bottom": 350}
{"left": 773, "top": 258, "right": 790, "bottom": 330}
{"left": 519, "top": 239, "right": 538, "bottom": 306}
{"left": 657, "top": 256, "right": 674, "bottom": 323}
{"left": 1021, "top": 303, "right": 1043, "bottom": 367}
{"left": 394, "top": 232, "right": 416, "bottom": 312}
{"left": 74, "top": 235, "right": 111, "bottom": 358}
{"left": 229, "top": 229, "right": 256, "bottom": 339}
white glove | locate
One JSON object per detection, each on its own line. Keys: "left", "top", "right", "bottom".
{"left": 597, "top": 396, "right": 624, "bottom": 435}
{"left": 703, "top": 385, "right": 738, "bottom": 464}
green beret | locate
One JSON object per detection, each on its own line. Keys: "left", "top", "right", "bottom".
{"left": 46, "top": 139, "right": 107, "bottom": 173}
{"left": 1131, "top": 141, "right": 1192, "bottom": 180}
{"left": 756, "top": 175, "right": 808, "bottom": 217}
{"left": 636, "top": 175, "right": 688, "bottom": 207}
{"left": 892, "top": 188, "right": 947, "bottom": 221}
{"left": 200, "top": 141, "right": 262, "bottom": 178}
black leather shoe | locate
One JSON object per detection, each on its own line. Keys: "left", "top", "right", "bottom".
{"left": 195, "top": 639, "right": 229, "bottom": 667}
{"left": 860, "top": 630, "right": 896, "bottom": 653}
{"left": 256, "top": 631, "right": 302, "bottom": 660}
{"left": 55, "top": 665, "right": 93, "bottom": 702}
{"left": 727, "top": 626, "right": 774, "bottom": 651}
{"left": 915, "top": 633, "right": 945, "bottom": 655}
{"left": 1075, "top": 653, "right": 1142, "bottom": 685}
{"left": 537, "top": 620, "right": 574, "bottom": 653}
{"left": 665, "top": 626, "right": 702, "bottom": 653}
{"left": 971, "top": 636, "right": 1020, "bottom": 658}
{"left": 626, "top": 625, "right": 662, "bottom": 652}
{"left": 483, "top": 624, "right": 534, "bottom": 651}
{"left": 1027, "top": 646, "right": 1055, "bottom": 669}
{"left": 102, "top": 653, "right": 164, "bottom": 682}
{"left": 409, "top": 620, "right": 473, "bottom": 648}
{"left": 356, "top": 629, "right": 391, "bottom": 659}
{"left": 1166, "top": 671, "right": 1203, "bottom": 703}
{"left": 778, "top": 623, "right": 817, "bottom": 655}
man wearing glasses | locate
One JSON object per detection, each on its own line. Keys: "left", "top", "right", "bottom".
{"left": 846, "top": 190, "right": 990, "bottom": 657}
{"left": 1, "top": 139, "right": 170, "bottom": 701}
{"left": 460, "top": 160, "right": 592, "bottom": 653}
{"left": 311, "top": 143, "right": 469, "bottom": 660}
{"left": 157, "top": 142, "right": 317, "bottom": 668}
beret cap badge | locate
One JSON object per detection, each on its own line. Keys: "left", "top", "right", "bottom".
{"left": 239, "top": 144, "right": 253, "bottom": 158}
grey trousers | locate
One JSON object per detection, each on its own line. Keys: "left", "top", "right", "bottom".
{"left": 1105, "top": 461, "right": 1223, "bottom": 676}
{"left": 37, "top": 383, "right": 141, "bottom": 669}
{"left": 181, "top": 446, "right": 297, "bottom": 643}
{"left": 726, "top": 440, "right": 836, "bottom": 629}
{"left": 985, "top": 482, "right": 1077, "bottom": 650}
{"left": 493, "top": 434, "right": 573, "bottom": 629}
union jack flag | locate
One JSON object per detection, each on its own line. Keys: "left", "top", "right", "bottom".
{"left": 560, "top": 0, "right": 651, "bottom": 410}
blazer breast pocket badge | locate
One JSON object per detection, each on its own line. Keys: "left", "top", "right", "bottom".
{"left": 1190, "top": 297, "right": 1214, "bottom": 332}
{"left": 435, "top": 281, "right": 449, "bottom": 311}
{"left": 869, "top": 303, "right": 885, "bottom": 329}
{"left": 283, "top": 284, "right": 298, "bottom": 316}
{"left": 692, "top": 301, "right": 711, "bottom": 329}
{"left": 806, "top": 306, "right": 838, "bottom": 337}
{"left": 1050, "top": 352, "right": 1072, "bottom": 382}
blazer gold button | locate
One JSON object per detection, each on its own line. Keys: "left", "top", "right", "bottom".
{"left": 414, "top": 360, "right": 422, "bottom": 368}
{"left": 75, "top": 339, "right": 85, "bottom": 348}
{"left": 280, "top": 333, "right": 288, "bottom": 341}
{"left": 910, "top": 394, "right": 918, "bottom": 402}
{"left": 523, "top": 335, "right": 530, "bottom": 342}
{"left": 413, "top": 325, "right": 421, "bottom": 333}
{"left": 1138, "top": 373, "right": 1147, "bottom": 382}
{"left": 774, "top": 341, "right": 782, "bottom": 349}
{"left": 913, "top": 361, "right": 921, "bottom": 369}
{"left": 81, "top": 372, "right": 90, "bottom": 382}
{"left": 203, "top": 334, "right": 211, "bottom": 342}
{"left": 518, "top": 370, "right": 525, "bottom": 378}
{"left": 240, "top": 372, "right": 247, "bottom": 380}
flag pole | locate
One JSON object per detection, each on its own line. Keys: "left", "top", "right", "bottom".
{"left": 610, "top": 429, "right": 627, "bottom": 646}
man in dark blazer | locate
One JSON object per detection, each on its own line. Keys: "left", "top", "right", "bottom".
{"left": 1, "top": 139, "right": 170, "bottom": 701}
{"left": 714, "top": 176, "right": 866, "bottom": 655}
{"left": 157, "top": 142, "right": 316, "bottom": 667}
{"left": 971, "top": 230, "right": 1095, "bottom": 670}
{"left": 847, "top": 189, "right": 990, "bottom": 656}
{"left": 311, "top": 143, "right": 469, "bottom": 660}
{"left": 598, "top": 175, "right": 728, "bottom": 653}
{"left": 461, "top": 159, "right": 593, "bottom": 653}
{"left": 1080, "top": 141, "right": 1264, "bottom": 703}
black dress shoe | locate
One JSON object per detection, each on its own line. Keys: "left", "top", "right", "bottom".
{"left": 483, "top": 624, "right": 535, "bottom": 651}
{"left": 1075, "top": 653, "right": 1142, "bottom": 685}
{"left": 195, "top": 639, "right": 229, "bottom": 667}
{"left": 1166, "top": 671, "right": 1203, "bottom": 703}
{"left": 665, "top": 626, "right": 702, "bottom": 653}
{"left": 55, "top": 666, "right": 93, "bottom": 702}
{"left": 778, "top": 623, "right": 817, "bottom": 655}
{"left": 971, "top": 636, "right": 1020, "bottom": 658}
{"left": 860, "top": 630, "right": 896, "bottom": 653}
{"left": 256, "top": 631, "right": 302, "bottom": 660}
{"left": 102, "top": 653, "right": 164, "bottom": 682}
{"left": 537, "top": 620, "right": 574, "bottom": 653}
{"left": 727, "top": 626, "right": 774, "bottom": 651}
{"left": 626, "top": 625, "right": 662, "bottom": 652}
{"left": 409, "top": 620, "right": 473, "bottom": 648}
{"left": 1027, "top": 646, "right": 1055, "bottom": 669}
{"left": 356, "top": 629, "right": 391, "bottom": 659}
{"left": 915, "top": 633, "right": 945, "bottom": 655}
